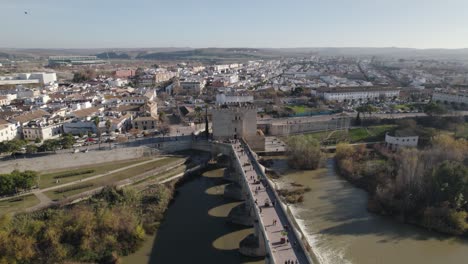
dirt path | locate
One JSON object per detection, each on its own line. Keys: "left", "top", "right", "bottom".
{"left": 0, "top": 158, "right": 163, "bottom": 203}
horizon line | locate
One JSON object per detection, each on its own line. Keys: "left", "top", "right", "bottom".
{"left": 1, "top": 46, "right": 468, "bottom": 51}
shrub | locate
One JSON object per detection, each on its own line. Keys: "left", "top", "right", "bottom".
{"left": 53, "top": 169, "right": 95, "bottom": 179}
{"left": 286, "top": 135, "right": 324, "bottom": 170}
{"left": 54, "top": 183, "right": 94, "bottom": 194}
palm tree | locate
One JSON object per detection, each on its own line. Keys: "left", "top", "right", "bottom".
{"left": 194, "top": 106, "right": 202, "bottom": 123}
{"left": 93, "top": 116, "right": 101, "bottom": 150}
{"left": 105, "top": 120, "right": 112, "bottom": 133}
{"left": 105, "top": 120, "right": 112, "bottom": 148}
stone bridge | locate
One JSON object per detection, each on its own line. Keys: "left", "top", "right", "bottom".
{"left": 156, "top": 138, "right": 313, "bottom": 263}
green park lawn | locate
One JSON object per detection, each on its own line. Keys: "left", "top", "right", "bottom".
{"left": 0, "top": 194, "right": 40, "bottom": 215}
{"left": 38, "top": 157, "right": 151, "bottom": 189}
{"left": 45, "top": 157, "right": 182, "bottom": 201}
{"left": 132, "top": 163, "right": 187, "bottom": 186}
{"left": 287, "top": 105, "right": 315, "bottom": 114}
{"left": 303, "top": 125, "right": 397, "bottom": 145}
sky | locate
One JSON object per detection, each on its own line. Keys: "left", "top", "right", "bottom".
{"left": 1, "top": 0, "right": 468, "bottom": 49}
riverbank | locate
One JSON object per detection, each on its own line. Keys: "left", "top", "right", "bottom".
{"left": 334, "top": 140, "right": 468, "bottom": 236}
{"left": 264, "top": 155, "right": 468, "bottom": 264}
{"left": 123, "top": 166, "right": 265, "bottom": 264}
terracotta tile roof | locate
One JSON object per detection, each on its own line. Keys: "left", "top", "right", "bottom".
{"left": 12, "top": 109, "right": 50, "bottom": 123}
{"left": 72, "top": 107, "right": 101, "bottom": 118}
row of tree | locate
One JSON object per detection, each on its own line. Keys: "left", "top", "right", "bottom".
{"left": 0, "top": 134, "right": 77, "bottom": 155}
{"left": 0, "top": 139, "right": 28, "bottom": 154}
{"left": 335, "top": 134, "right": 468, "bottom": 235}
{"left": 0, "top": 170, "right": 38, "bottom": 196}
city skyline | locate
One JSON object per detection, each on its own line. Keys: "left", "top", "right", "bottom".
{"left": 2, "top": 0, "right": 468, "bottom": 49}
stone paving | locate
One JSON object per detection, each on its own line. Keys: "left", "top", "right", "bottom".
{"left": 232, "top": 141, "right": 309, "bottom": 264}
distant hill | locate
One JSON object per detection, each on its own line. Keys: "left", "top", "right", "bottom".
{"left": 276, "top": 47, "right": 468, "bottom": 60}
{"left": 1, "top": 47, "right": 468, "bottom": 62}
{"left": 0, "top": 48, "right": 193, "bottom": 60}
{"left": 95, "top": 52, "right": 131, "bottom": 59}
{"left": 135, "top": 48, "right": 284, "bottom": 62}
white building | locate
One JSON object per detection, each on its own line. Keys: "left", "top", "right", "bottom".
{"left": 121, "top": 96, "right": 148, "bottom": 105}
{"left": 0, "top": 120, "right": 18, "bottom": 142}
{"left": 29, "top": 72, "right": 57, "bottom": 85}
{"left": 216, "top": 93, "right": 253, "bottom": 105}
{"left": 432, "top": 90, "right": 468, "bottom": 105}
{"left": 0, "top": 72, "right": 56, "bottom": 86}
{"left": 313, "top": 87, "right": 400, "bottom": 102}
{"left": 385, "top": 133, "right": 419, "bottom": 149}
{"left": 17, "top": 88, "right": 40, "bottom": 99}
{"left": 108, "top": 78, "right": 128, "bottom": 87}
{"left": 23, "top": 123, "right": 62, "bottom": 141}
{"left": 71, "top": 101, "right": 93, "bottom": 111}
{"left": 63, "top": 120, "right": 97, "bottom": 135}
{"left": 0, "top": 95, "right": 12, "bottom": 106}
{"left": 180, "top": 80, "right": 206, "bottom": 93}
{"left": 212, "top": 64, "right": 230, "bottom": 73}
{"left": 34, "top": 94, "right": 51, "bottom": 105}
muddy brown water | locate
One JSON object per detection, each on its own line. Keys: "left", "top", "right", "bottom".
{"left": 270, "top": 157, "right": 468, "bottom": 264}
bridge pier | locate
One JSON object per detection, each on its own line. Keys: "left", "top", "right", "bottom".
{"left": 227, "top": 202, "right": 255, "bottom": 226}
{"left": 239, "top": 219, "right": 267, "bottom": 257}
{"left": 223, "top": 166, "right": 240, "bottom": 182}
{"left": 223, "top": 182, "right": 245, "bottom": 200}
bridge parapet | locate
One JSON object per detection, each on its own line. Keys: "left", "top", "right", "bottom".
{"left": 237, "top": 139, "right": 313, "bottom": 264}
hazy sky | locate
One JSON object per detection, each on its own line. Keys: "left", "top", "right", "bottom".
{"left": 1, "top": 0, "right": 468, "bottom": 49}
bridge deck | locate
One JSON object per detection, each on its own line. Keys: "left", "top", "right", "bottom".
{"left": 233, "top": 141, "right": 309, "bottom": 264}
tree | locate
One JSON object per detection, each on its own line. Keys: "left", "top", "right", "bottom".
{"left": 159, "top": 123, "right": 170, "bottom": 138}
{"left": 93, "top": 117, "right": 102, "bottom": 150}
{"left": 60, "top": 134, "right": 75, "bottom": 149}
{"left": 432, "top": 161, "right": 468, "bottom": 209}
{"left": 26, "top": 145, "right": 38, "bottom": 154}
{"left": 286, "top": 135, "right": 323, "bottom": 169}
{"left": 72, "top": 69, "right": 96, "bottom": 82}
{"left": 194, "top": 106, "right": 202, "bottom": 123}
{"left": 158, "top": 112, "right": 167, "bottom": 123}
{"left": 424, "top": 102, "right": 447, "bottom": 116}
{"left": 0, "top": 139, "right": 27, "bottom": 154}
{"left": 40, "top": 139, "right": 60, "bottom": 152}
{"left": 292, "top": 87, "right": 304, "bottom": 96}
{"left": 105, "top": 120, "right": 112, "bottom": 133}
{"left": 355, "top": 111, "right": 361, "bottom": 126}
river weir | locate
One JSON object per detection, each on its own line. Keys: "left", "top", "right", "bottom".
{"left": 270, "top": 157, "right": 468, "bottom": 264}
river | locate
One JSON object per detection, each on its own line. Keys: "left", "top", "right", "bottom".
{"left": 123, "top": 168, "right": 265, "bottom": 264}
{"left": 271, "top": 157, "right": 468, "bottom": 264}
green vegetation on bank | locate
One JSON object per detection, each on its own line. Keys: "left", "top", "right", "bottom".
{"left": 286, "top": 105, "right": 315, "bottom": 114}
{"left": 304, "top": 124, "right": 397, "bottom": 145}
{"left": 45, "top": 157, "right": 182, "bottom": 201}
{"left": 0, "top": 134, "right": 77, "bottom": 155}
{"left": 0, "top": 139, "right": 28, "bottom": 154}
{"left": 0, "top": 194, "right": 40, "bottom": 215}
{"left": 0, "top": 170, "right": 38, "bottom": 196}
{"left": 286, "top": 135, "right": 324, "bottom": 170}
{"left": 0, "top": 185, "right": 174, "bottom": 264}
{"left": 335, "top": 134, "right": 468, "bottom": 236}
{"left": 278, "top": 183, "right": 311, "bottom": 204}
{"left": 38, "top": 158, "right": 150, "bottom": 189}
